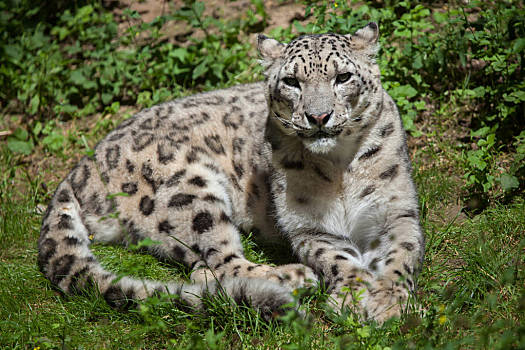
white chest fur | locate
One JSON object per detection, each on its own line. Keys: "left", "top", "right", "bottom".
{"left": 274, "top": 166, "right": 387, "bottom": 254}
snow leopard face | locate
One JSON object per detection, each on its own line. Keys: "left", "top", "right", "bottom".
{"left": 259, "top": 23, "right": 384, "bottom": 154}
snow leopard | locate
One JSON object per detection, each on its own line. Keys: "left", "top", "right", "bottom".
{"left": 38, "top": 22, "right": 424, "bottom": 323}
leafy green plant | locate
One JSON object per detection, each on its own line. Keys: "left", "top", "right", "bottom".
{"left": 1, "top": 1, "right": 272, "bottom": 158}
{"left": 6, "top": 127, "right": 33, "bottom": 155}
{"left": 40, "top": 121, "right": 66, "bottom": 154}
{"left": 463, "top": 126, "right": 498, "bottom": 193}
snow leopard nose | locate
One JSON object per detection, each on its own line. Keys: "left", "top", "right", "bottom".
{"left": 306, "top": 110, "right": 332, "bottom": 126}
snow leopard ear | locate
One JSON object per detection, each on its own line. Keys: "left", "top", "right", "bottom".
{"left": 257, "top": 35, "right": 286, "bottom": 61}
{"left": 346, "top": 22, "right": 380, "bottom": 58}
{"left": 354, "top": 22, "right": 379, "bottom": 44}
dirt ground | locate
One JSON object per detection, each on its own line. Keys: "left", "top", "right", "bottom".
{"left": 113, "top": 0, "right": 307, "bottom": 42}
{"left": 117, "top": 0, "right": 305, "bottom": 29}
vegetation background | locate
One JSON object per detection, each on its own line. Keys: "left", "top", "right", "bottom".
{"left": 0, "top": 0, "right": 523, "bottom": 348}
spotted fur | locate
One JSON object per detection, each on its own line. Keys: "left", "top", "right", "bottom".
{"left": 38, "top": 23, "right": 424, "bottom": 323}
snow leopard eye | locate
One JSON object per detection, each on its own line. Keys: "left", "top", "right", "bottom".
{"left": 336, "top": 72, "right": 352, "bottom": 84}
{"left": 282, "top": 77, "right": 300, "bottom": 88}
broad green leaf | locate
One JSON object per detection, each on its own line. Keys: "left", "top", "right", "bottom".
{"left": 471, "top": 126, "right": 490, "bottom": 138}
{"left": 389, "top": 84, "right": 418, "bottom": 99}
{"left": 170, "top": 48, "right": 188, "bottom": 62}
{"left": 33, "top": 122, "right": 42, "bottom": 137}
{"left": 192, "top": 2, "right": 205, "bottom": 18}
{"left": 512, "top": 38, "right": 525, "bottom": 53}
{"left": 28, "top": 30, "right": 47, "bottom": 49}
{"left": 433, "top": 11, "right": 448, "bottom": 24}
{"left": 105, "top": 101, "right": 120, "bottom": 114}
{"left": 471, "top": 86, "right": 486, "bottom": 98}
{"left": 499, "top": 173, "right": 519, "bottom": 191}
{"left": 29, "top": 95, "right": 40, "bottom": 115}
{"left": 356, "top": 325, "right": 371, "bottom": 338}
{"left": 101, "top": 92, "right": 113, "bottom": 105}
{"left": 401, "top": 113, "right": 415, "bottom": 131}
{"left": 13, "top": 127, "right": 28, "bottom": 141}
{"left": 75, "top": 5, "right": 94, "bottom": 22}
{"left": 482, "top": 174, "right": 495, "bottom": 192}
{"left": 83, "top": 80, "right": 97, "bottom": 90}
{"left": 394, "top": 28, "right": 411, "bottom": 38}
{"left": 70, "top": 70, "right": 87, "bottom": 86}
{"left": 42, "top": 132, "right": 65, "bottom": 152}
{"left": 192, "top": 60, "right": 208, "bottom": 80}
{"left": 466, "top": 150, "right": 486, "bottom": 170}
{"left": 294, "top": 21, "right": 307, "bottom": 33}
{"left": 137, "top": 91, "right": 152, "bottom": 107}
{"left": 7, "top": 138, "right": 33, "bottom": 155}
{"left": 414, "top": 100, "right": 426, "bottom": 111}
{"left": 503, "top": 91, "right": 525, "bottom": 103}
{"left": 54, "top": 104, "right": 79, "bottom": 115}
{"left": 412, "top": 55, "right": 423, "bottom": 69}
{"left": 3, "top": 44, "right": 23, "bottom": 63}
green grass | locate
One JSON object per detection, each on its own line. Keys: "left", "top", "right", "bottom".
{"left": 1, "top": 164, "right": 523, "bottom": 349}
{"left": 1, "top": 0, "right": 524, "bottom": 349}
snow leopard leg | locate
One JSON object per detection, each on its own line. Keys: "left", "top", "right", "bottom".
{"left": 289, "top": 222, "right": 423, "bottom": 323}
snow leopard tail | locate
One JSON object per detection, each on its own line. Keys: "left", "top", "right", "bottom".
{"left": 37, "top": 182, "right": 293, "bottom": 317}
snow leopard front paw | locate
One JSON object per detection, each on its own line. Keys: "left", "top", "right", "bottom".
{"left": 328, "top": 276, "right": 408, "bottom": 324}
{"left": 364, "top": 287, "right": 406, "bottom": 323}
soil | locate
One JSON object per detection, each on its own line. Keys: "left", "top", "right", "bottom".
{"left": 112, "top": 0, "right": 307, "bottom": 44}
{"left": 123, "top": 0, "right": 305, "bottom": 30}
